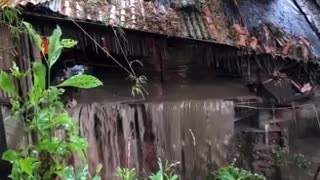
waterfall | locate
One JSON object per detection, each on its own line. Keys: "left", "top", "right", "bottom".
{"left": 70, "top": 99, "right": 235, "bottom": 179}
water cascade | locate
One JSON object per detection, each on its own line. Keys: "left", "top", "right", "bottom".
{"left": 70, "top": 99, "right": 235, "bottom": 179}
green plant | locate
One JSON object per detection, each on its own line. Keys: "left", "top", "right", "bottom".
{"left": 1, "top": 21, "right": 102, "bottom": 179}
{"left": 210, "top": 165, "right": 266, "bottom": 180}
{"left": 272, "top": 147, "right": 313, "bottom": 168}
{"left": 272, "top": 147, "right": 314, "bottom": 175}
{"left": 149, "top": 159, "right": 179, "bottom": 180}
{"left": 0, "top": 7, "right": 24, "bottom": 37}
{"left": 117, "top": 168, "right": 138, "bottom": 180}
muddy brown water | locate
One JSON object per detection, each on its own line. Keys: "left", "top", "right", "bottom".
{"left": 70, "top": 100, "right": 235, "bottom": 179}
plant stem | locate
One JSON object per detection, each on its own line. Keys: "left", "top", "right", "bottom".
{"left": 313, "top": 163, "right": 320, "bottom": 180}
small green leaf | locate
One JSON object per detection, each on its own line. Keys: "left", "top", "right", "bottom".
{"left": 61, "top": 39, "right": 78, "bottom": 48}
{"left": 56, "top": 166, "right": 75, "bottom": 180}
{"left": 0, "top": 71, "right": 16, "bottom": 96}
{"left": 33, "top": 62, "right": 47, "bottom": 90}
{"left": 10, "top": 62, "right": 22, "bottom": 79}
{"left": 40, "top": 87, "right": 64, "bottom": 104}
{"left": 48, "top": 25, "right": 63, "bottom": 68}
{"left": 169, "top": 175, "right": 179, "bottom": 180}
{"left": 19, "top": 158, "right": 37, "bottom": 176}
{"left": 23, "top": 21, "right": 43, "bottom": 52}
{"left": 2, "top": 150, "right": 19, "bottom": 161}
{"left": 68, "top": 136, "right": 88, "bottom": 152}
{"left": 56, "top": 74, "right": 103, "bottom": 89}
{"left": 76, "top": 165, "right": 89, "bottom": 179}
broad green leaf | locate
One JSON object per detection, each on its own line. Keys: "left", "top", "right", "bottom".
{"left": 48, "top": 25, "right": 63, "bottom": 68}
{"left": 0, "top": 71, "right": 16, "bottom": 96}
{"left": 23, "top": 21, "right": 43, "bottom": 52}
{"left": 32, "top": 62, "right": 47, "bottom": 90}
{"left": 38, "top": 140, "right": 60, "bottom": 153}
{"left": 50, "top": 113, "right": 75, "bottom": 131}
{"left": 19, "top": 158, "right": 37, "bottom": 176}
{"left": 37, "top": 138, "right": 69, "bottom": 156}
{"left": 61, "top": 39, "right": 78, "bottom": 48}
{"left": 31, "top": 107, "right": 54, "bottom": 131}
{"left": 56, "top": 74, "right": 103, "bottom": 89}
{"left": 2, "top": 150, "right": 19, "bottom": 161}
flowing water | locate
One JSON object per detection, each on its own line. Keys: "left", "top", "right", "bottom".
{"left": 70, "top": 99, "right": 235, "bottom": 179}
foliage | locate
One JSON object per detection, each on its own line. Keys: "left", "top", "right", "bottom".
{"left": 117, "top": 159, "right": 179, "bottom": 180}
{"left": 0, "top": 7, "right": 20, "bottom": 24}
{"left": 117, "top": 168, "right": 138, "bottom": 180}
{"left": 272, "top": 147, "right": 314, "bottom": 174}
{"left": 209, "top": 165, "right": 266, "bottom": 180}
{"left": 149, "top": 159, "right": 179, "bottom": 180}
{"left": 57, "top": 74, "right": 103, "bottom": 89}
{"left": 1, "top": 21, "right": 102, "bottom": 179}
{"left": 0, "top": 7, "right": 24, "bottom": 37}
{"left": 128, "top": 74, "right": 148, "bottom": 98}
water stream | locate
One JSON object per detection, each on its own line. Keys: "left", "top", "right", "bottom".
{"left": 70, "top": 99, "right": 235, "bottom": 179}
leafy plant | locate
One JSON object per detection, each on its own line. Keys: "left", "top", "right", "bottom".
{"left": 0, "top": 7, "right": 24, "bottom": 37}
{"left": 149, "top": 159, "right": 179, "bottom": 180}
{"left": 210, "top": 165, "right": 266, "bottom": 180}
{"left": 272, "top": 147, "right": 314, "bottom": 174}
{"left": 1, "top": 21, "right": 102, "bottom": 179}
{"left": 117, "top": 168, "right": 138, "bottom": 180}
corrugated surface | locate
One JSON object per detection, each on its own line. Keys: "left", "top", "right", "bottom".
{"left": 19, "top": 0, "right": 225, "bottom": 40}
{"left": 0, "top": 25, "right": 15, "bottom": 102}
{"left": 181, "top": 11, "right": 210, "bottom": 39}
{"left": 159, "top": 0, "right": 197, "bottom": 8}
{"left": 7, "top": 0, "right": 48, "bottom": 7}
{"left": 294, "top": 0, "right": 320, "bottom": 43}
{"left": 12, "top": 0, "right": 320, "bottom": 59}
{"left": 238, "top": 0, "right": 320, "bottom": 56}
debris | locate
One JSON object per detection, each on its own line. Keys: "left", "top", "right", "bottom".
{"left": 232, "top": 23, "right": 247, "bottom": 47}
